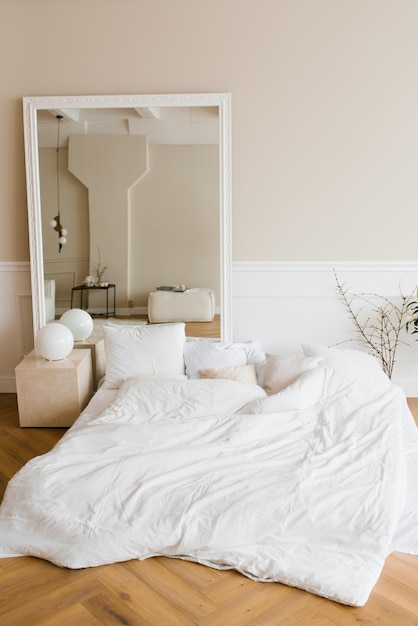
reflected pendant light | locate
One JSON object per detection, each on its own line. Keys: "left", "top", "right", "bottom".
{"left": 49, "top": 114, "right": 68, "bottom": 252}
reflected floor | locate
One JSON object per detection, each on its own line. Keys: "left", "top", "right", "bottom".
{"left": 89, "top": 315, "right": 220, "bottom": 339}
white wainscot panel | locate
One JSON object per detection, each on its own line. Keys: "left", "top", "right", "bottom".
{"left": 44, "top": 257, "right": 89, "bottom": 314}
{"left": 0, "top": 262, "right": 33, "bottom": 393}
{"left": 232, "top": 262, "right": 418, "bottom": 396}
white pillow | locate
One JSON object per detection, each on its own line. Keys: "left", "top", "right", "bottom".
{"left": 263, "top": 353, "right": 323, "bottom": 394}
{"left": 102, "top": 322, "right": 186, "bottom": 389}
{"left": 184, "top": 340, "right": 265, "bottom": 379}
{"left": 198, "top": 364, "right": 258, "bottom": 384}
{"left": 302, "top": 343, "right": 383, "bottom": 374}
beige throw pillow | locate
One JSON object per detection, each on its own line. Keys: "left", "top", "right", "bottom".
{"left": 198, "top": 363, "right": 258, "bottom": 384}
{"left": 263, "top": 354, "right": 323, "bottom": 394}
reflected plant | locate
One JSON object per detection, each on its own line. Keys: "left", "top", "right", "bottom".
{"left": 334, "top": 270, "right": 410, "bottom": 379}
{"left": 92, "top": 248, "right": 108, "bottom": 284}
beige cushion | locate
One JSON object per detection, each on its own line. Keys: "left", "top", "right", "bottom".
{"left": 148, "top": 288, "right": 215, "bottom": 323}
{"left": 198, "top": 364, "right": 258, "bottom": 384}
{"left": 263, "top": 354, "right": 323, "bottom": 394}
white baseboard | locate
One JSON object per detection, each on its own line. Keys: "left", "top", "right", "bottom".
{"left": 0, "top": 262, "right": 32, "bottom": 394}
{"left": 0, "top": 378, "right": 17, "bottom": 393}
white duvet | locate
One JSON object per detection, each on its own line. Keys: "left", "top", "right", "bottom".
{"left": 1, "top": 363, "right": 417, "bottom": 607}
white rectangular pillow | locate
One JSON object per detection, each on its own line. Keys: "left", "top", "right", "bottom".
{"left": 102, "top": 322, "right": 186, "bottom": 389}
{"left": 302, "top": 343, "right": 383, "bottom": 374}
{"left": 184, "top": 340, "right": 265, "bottom": 379}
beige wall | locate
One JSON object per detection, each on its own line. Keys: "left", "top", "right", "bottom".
{"left": 2, "top": 0, "right": 418, "bottom": 264}
{"left": 39, "top": 147, "right": 90, "bottom": 308}
{"left": 39, "top": 147, "right": 89, "bottom": 262}
{"left": 68, "top": 134, "right": 148, "bottom": 308}
{"left": 131, "top": 144, "right": 220, "bottom": 307}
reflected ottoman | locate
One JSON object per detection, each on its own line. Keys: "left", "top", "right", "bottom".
{"left": 148, "top": 288, "right": 215, "bottom": 323}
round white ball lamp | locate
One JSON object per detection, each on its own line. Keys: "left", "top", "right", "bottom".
{"left": 35, "top": 323, "right": 74, "bottom": 361}
{"left": 60, "top": 308, "right": 94, "bottom": 341}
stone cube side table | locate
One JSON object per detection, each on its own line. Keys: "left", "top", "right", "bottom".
{"left": 15, "top": 349, "right": 93, "bottom": 427}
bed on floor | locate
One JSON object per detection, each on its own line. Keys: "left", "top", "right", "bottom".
{"left": 1, "top": 322, "right": 417, "bottom": 607}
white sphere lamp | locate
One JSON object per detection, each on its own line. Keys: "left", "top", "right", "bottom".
{"left": 60, "top": 308, "right": 94, "bottom": 341}
{"left": 35, "top": 323, "right": 74, "bottom": 361}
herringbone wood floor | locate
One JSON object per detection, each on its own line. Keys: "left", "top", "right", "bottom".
{"left": 0, "top": 393, "right": 417, "bottom": 626}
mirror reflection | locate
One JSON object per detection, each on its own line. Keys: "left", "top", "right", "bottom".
{"left": 24, "top": 94, "right": 231, "bottom": 341}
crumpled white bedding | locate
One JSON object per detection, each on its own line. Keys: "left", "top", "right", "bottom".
{"left": 0, "top": 363, "right": 417, "bottom": 607}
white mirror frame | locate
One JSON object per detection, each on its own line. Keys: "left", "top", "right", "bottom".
{"left": 23, "top": 93, "right": 232, "bottom": 342}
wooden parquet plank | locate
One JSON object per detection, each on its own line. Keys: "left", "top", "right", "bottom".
{"left": 83, "top": 590, "right": 153, "bottom": 626}
{"left": 0, "top": 557, "right": 71, "bottom": 601}
{"left": 373, "top": 571, "right": 418, "bottom": 616}
{"left": 382, "top": 552, "right": 418, "bottom": 591}
{"left": 0, "top": 470, "right": 10, "bottom": 501}
{"left": 0, "top": 432, "right": 33, "bottom": 464}
{"left": 7, "top": 428, "right": 65, "bottom": 464}
{"left": 156, "top": 555, "right": 226, "bottom": 590}
{"left": 247, "top": 595, "right": 335, "bottom": 626}
{"left": 31, "top": 603, "right": 104, "bottom": 626}
{"left": 291, "top": 618, "right": 337, "bottom": 626}
{"left": 321, "top": 592, "right": 418, "bottom": 626}
{"left": 124, "top": 556, "right": 219, "bottom": 620}
{"left": 0, "top": 574, "right": 107, "bottom": 625}
{"left": 395, "top": 550, "right": 418, "bottom": 565}
{"left": 93, "top": 561, "right": 197, "bottom": 626}
{"left": 0, "top": 395, "right": 65, "bottom": 500}
{"left": 185, "top": 315, "right": 220, "bottom": 339}
{"left": 203, "top": 568, "right": 258, "bottom": 604}
{"left": 199, "top": 580, "right": 310, "bottom": 626}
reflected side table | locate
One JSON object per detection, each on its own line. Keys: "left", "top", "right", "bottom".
{"left": 71, "top": 283, "right": 116, "bottom": 318}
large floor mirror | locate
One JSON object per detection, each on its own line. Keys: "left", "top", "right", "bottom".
{"left": 23, "top": 93, "right": 232, "bottom": 342}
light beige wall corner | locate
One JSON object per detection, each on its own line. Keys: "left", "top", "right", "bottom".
{"left": 3, "top": 0, "right": 418, "bottom": 265}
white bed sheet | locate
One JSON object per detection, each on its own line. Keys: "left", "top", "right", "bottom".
{"left": 0, "top": 366, "right": 417, "bottom": 607}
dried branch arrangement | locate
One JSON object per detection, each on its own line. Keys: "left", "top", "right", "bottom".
{"left": 334, "top": 270, "right": 410, "bottom": 379}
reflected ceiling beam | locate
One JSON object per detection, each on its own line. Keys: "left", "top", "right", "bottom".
{"left": 49, "top": 108, "right": 81, "bottom": 122}
{"left": 134, "top": 107, "right": 160, "bottom": 119}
